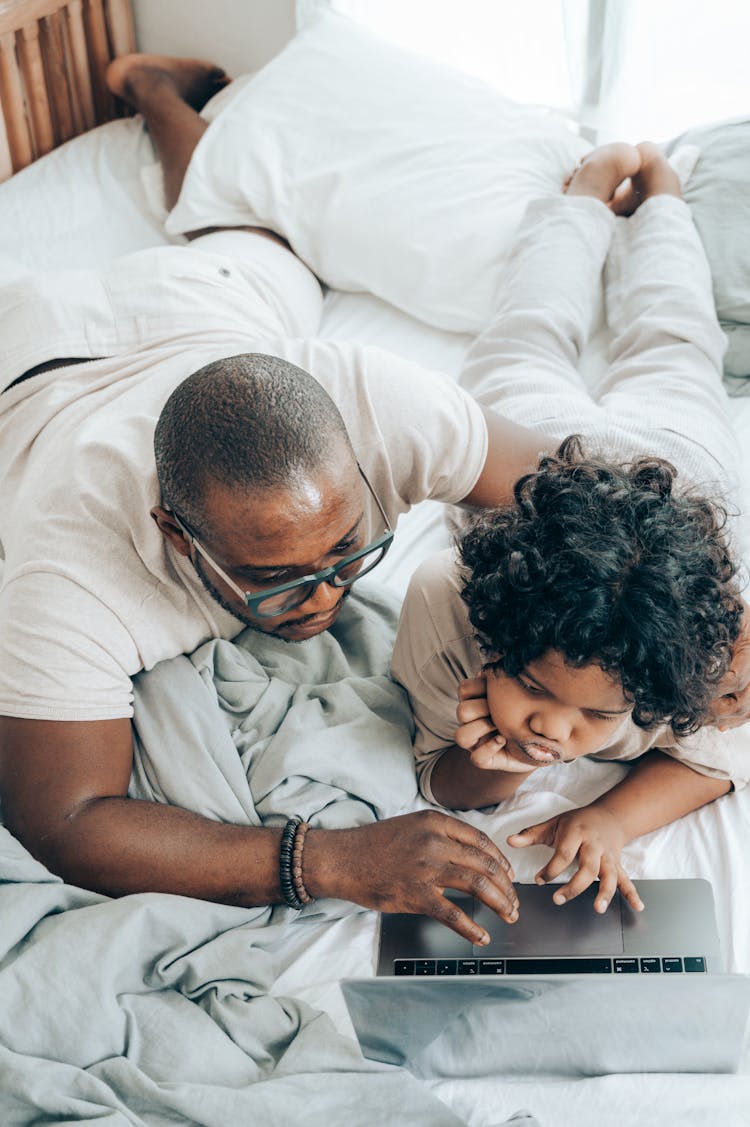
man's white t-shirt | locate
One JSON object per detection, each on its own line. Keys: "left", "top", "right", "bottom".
{"left": 0, "top": 238, "right": 488, "bottom": 721}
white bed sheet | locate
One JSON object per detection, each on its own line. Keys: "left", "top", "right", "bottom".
{"left": 2, "top": 118, "right": 750, "bottom": 1125}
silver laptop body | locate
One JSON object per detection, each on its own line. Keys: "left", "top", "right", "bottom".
{"left": 341, "top": 879, "right": 750, "bottom": 1077}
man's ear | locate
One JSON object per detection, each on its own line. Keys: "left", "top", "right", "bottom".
{"left": 151, "top": 506, "right": 191, "bottom": 557}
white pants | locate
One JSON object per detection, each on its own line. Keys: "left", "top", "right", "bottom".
{"left": 0, "top": 230, "right": 323, "bottom": 391}
{"left": 459, "top": 195, "right": 740, "bottom": 509}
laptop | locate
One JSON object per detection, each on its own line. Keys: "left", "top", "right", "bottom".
{"left": 341, "top": 879, "right": 750, "bottom": 1077}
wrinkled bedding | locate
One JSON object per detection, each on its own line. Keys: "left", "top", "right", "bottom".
{"left": 0, "top": 589, "right": 509, "bottom": 1126}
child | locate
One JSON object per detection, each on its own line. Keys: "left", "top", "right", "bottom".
{"left": 391, "top": 144, "right": 748, "bottom": 916}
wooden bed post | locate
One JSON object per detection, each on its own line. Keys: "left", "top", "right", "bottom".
{"left": 0, "top": 31, "right": 33, "bottom": 170}
{"left": 0, "top": 0, "right": 136, "bottom": 179}
{"left": 105, "top": 0, "right": 135, "bottom": 58}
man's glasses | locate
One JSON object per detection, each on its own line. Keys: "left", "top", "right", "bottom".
{"left": 170, "top": 465, "right": 394, "bottom": 618}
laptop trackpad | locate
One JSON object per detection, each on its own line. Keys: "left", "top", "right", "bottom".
{"left": 473, "top": 884, "right": 624, "bottom": 956}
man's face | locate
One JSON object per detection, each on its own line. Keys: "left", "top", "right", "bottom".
{"left": 171, "top": 456, "right": 373, "bottom": 642}
{"left": 485, "top": 650, "right": 633, "bottom": 767}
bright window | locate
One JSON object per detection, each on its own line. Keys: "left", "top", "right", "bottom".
{"left": 304, "top": 0, "right": 750, "bottom": 142}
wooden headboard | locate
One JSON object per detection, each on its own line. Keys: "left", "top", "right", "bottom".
{"left": 0, "top": 0, "right": 135, "bottom": 180}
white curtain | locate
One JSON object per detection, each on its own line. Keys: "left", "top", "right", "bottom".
{"left": 296, "top": 0, "right": 750, "bottom": 143}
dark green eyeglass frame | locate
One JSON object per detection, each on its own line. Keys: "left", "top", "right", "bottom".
{"left": 169, "top": 465, "right": 394, "bottom": 618}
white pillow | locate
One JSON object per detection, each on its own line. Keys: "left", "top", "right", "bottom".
{"left": 166, "top": 9, "right": 590, "bottom": 333}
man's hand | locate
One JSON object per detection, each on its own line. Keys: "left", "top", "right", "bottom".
{"left": 507, "top": 807, "right": 644, "bottom": 915}
{"left": 709, "top": 602, "right": 750, "bottom": 730}
{"left": 305, "top": 810, "right": 519, "bottom": 944}
{"left": 455, "top": 676, "right": 537, "bottom": 774}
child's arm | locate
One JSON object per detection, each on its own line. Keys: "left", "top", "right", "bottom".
{"left": 508, "top": 752, "right": 731, "bottom": 913}
{"left": 429, "top": 676, "right": 538, "bottom": 809}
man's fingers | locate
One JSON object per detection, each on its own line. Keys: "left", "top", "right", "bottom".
{"left": 430, "top": 891, "right": 494, "bottom": 945}
{"left": 444, "top": 818, "right": 515, "bottom": 880}
{"left": 717, "top": 668, "right": 741, "bottom": 696}
{"left": 710, "top": 602, "right": 750, "bottom": 723}
{"left": 711, "top": 691, "right": 738, "bottom": 717}
{"left": 441, "top": 821, "right": 519, "bottom": 923}
{"left": 448, "top": 865, "right": 520, "bottom": 926}
{"left": 710, "top": 686, "right": 750, "bottom": 729}
{"left": 717, "top": 715, "right": 747, "bottom": 732}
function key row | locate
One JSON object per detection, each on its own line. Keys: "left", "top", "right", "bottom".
{"left": 392, "top": 955, "right": 706, "bottom": 976}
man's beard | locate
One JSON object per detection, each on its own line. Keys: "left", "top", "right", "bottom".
{"left": 193, "top": 553, "right": 349, "bottom": 642}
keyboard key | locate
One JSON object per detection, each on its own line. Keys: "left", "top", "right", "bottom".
{"left": 479, "top": 959, "right": 505, "bottom": 975}
{"left": 415, "top": 960, "right": 436, "bottom": 975}
{"left": 614, "top": 958, "right": 639, "bottom": 973}
{"left": 436, "top": 959, "right": 457, "bottom": 976}
{"left": 684, "top": 957, "right": 707, "bottom": 973}
{"left": 640, "top": 958, "right": 660, "bottom": 973}
{"left": 506, "top": 957, "right": 612, "bottom": 974}
{"left": 662, "top": 957, "right": 683, "bottom": 973}
{"left": 458, "top": 959, "right": 479, "bottom": 975}
{"left": 394, "top": 960, "right": 414, "bottom": 975}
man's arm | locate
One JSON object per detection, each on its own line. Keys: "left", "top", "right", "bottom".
{"left": 460, "top": 407, "right": 553, "bottom": 509}
{"left": 0, "top": 716, "right": 519, "bottom": 941}
{"left": 0, "top": 716, "right": 285, "bottom": 902}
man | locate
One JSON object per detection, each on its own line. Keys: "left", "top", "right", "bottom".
{"left": 0, "top": 56, "right": 746, "bottom": 945}
{"left": 0, "top": 55, "right": 552, "bottom": 944}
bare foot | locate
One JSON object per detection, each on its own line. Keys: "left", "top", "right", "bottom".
{"left": 564, "top": 142, "right": 641, "bottom": 207}
{"left": 608, "top": 141, "right": 683, "bottom": 215}
{"left": 107, "top": 53, "right": 230, "bottom": 112}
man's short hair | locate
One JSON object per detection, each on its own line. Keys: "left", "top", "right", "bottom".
{"left": 154, "top": 353, "right": 354, "bottom": 535}
{"left": 459, "top": 436, "right": 743, "bottom": 735}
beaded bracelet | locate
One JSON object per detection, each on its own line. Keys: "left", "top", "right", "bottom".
{"left": 291, "top": 821, "right": 313, "bottom": 906}
{"left": 279, "top": 816, "right": 314, "bottom": 910}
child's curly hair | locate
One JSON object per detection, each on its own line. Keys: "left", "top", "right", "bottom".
{"left": 459, "top": 436, "right": 743, "bottom": 735}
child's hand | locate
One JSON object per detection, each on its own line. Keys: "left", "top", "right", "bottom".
{"left": 507, "top": 807, "right": 644, "bottom": 914}
{"left": 455, "top": 677, "right": 538, "bottom": 774}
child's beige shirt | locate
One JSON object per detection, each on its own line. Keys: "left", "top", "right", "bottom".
{"left": 391, "top": 549, "right": 748, "bottom": 803}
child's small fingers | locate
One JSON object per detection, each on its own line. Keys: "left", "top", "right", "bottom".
{"left": 593, "top": 859, "right": 619, "bottom": 913}
{"left": 616, "top": 868, "right": 644, "bottom": 913}
{"left": 507, "top": 824, "right": 546, "bottom": 849}
{"left": 536, "top": 841, "right": 584, "bottom": 887}
{"left": 456, "top": 696, "right": 492, "bottom": 726}
{"left": 470, "top": 751, "right": 537, "bottom": 776}
{"left": 454, "top": 717, "right": 496, "bottom": 750}
{"left": 457, "top": 676, "right": 487, "bottom": 701}
{"left": 469, "top": 739, "right": 507, "bottom": 769}
{"left": 551, "top": 860, "right": 599, "bottom": 905}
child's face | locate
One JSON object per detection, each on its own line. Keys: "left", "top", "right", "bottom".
{"left": 485, "top": 649, "right": 633, "bottom": 768}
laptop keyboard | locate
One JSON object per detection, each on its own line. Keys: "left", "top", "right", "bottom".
{"left": 391, "top": 956, "right": 707, "bottom": 975}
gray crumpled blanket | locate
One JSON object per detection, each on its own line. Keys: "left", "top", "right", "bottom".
{"left": 1, "top": 586, "right": 538, "bottom": 1125}
{"left": 129, "top": 584, "right": 418, "bottom": 837}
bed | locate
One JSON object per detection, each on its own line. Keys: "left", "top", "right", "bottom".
{"left": 1, "top": 4, "right": 749, "bottom": 1125}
